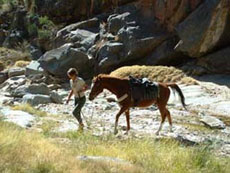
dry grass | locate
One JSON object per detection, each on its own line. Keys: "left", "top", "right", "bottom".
{"left": 57, "top": 132, "right": 230, "bottom": 173}
{"left": 0, "top": 47, "right": 31, "bottom": 70}
{"left": 1, "top": 119, "right": 230, "bottom": 173}
{"left": 110, "top": 65, "right": 198, "bottom": 85}
{"left": 14, "top": 60, "right": 30, "bottom": 68}
{"left": 0, "top": 122, "right": 82, "bottom": 173}
{"left": 12, "top": 103, "right": 48, "bottom": 117}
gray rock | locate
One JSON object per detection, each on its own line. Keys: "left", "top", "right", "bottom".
{"left": 200, "top": 114, "right": 226, "bottom": 129}
{"left": 48, "top": 84, "right": 62, "bottom": 90}
{"left": 56, "top": 18, "right": 99, "bottom": 38}
{"left": 25, "top": 60, "right": 44, "bottom": 76}
{"left": 22, "top": 94, "right": 52, "bottom": 105}
{"left": 69, "top": 29, "right": 97, "bottom": 43}
{"left": 38, "top": 43, "right": 92, "bottom": 79}
{"left": 108, "top": 12, "right": 131, "bottom": 34}
{"left": 50, "top": 91, "right": 63, "bottom": 104}
{"left": 8, "top": 68, "right": 25, "bottom": 78}
{"left": 0, "top": 108, "right": 35, "bottom": 128}
{"left": 76, "top": 155, "right": 131, "bottom": 166}
{"left": 26, "top": 83, "right": 50, "bottom": 95}
{"left": 174, "top": 134, "right": 204, "bottom": 146}
{"left": 0, "top": 72, "right": 8, "bottom": 84}
{"left": 0, "top": 75, "right": 26, "bottom": 92}
{"left": 10, "top": 85, "right": 28, "bottom": 97}
{"left": 55, "top": 18, "right": 99, "bottom": 48}
{"left": 29, "top": 45, "right": 43, "bottom": 60}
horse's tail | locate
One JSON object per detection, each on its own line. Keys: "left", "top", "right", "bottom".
{"left": 167, "top": 83, "right": 187, "bottom": 110}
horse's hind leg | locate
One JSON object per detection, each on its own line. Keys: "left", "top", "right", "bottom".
{"left": 114, "top": 106, "right": 127, "bottom": 135}
{"left": 124, "top": 109, "right": 130, "bottom": 135}
{"left": 156, "top": 105, "right": 167, "bottom": 135}
{"left": 166, "top": 109, "right": 173, "bottom": 132}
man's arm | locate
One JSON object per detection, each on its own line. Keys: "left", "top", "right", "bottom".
{"left": 80, "top": 84, "right": 88, "bottom": 92}
{"left": 66, "top": 90, "right": 73, "bottom": 104}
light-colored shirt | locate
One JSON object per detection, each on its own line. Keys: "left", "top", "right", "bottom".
{"left": 70, "top": 77, "right": 86, "bottom": 98}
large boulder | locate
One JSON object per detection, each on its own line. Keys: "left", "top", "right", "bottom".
{"left": 146, "top": 38, "right": 188, "bottom": 65}
{"left": 38, "top": 43, "right": 93, "bottom": 79}
{"left": 10, "top": 83, "right": 50, "bottom": 97}
{"left": 197, "top": 47, "right": 230, "bottom": 74}
{"left": 148, "top": 0, "right": 203, "bottom": 31}
{"left": 26, "top": 83, "right": 50, "bottom": 95}
{"left": 175, "top": 0, "right": 230, "bottom": 57}
{"left": 55, "top": 18, "right": 100, "bottom": 48}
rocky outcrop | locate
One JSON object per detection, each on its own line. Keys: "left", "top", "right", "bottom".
{"left": 39, "top": 5, "right": 171, "bottom": 76}
{"left": 33, "top": 0, "right": 137, "bottom": 24}
{"left": 175, "top": 0, "right": 230, "bottom": 57}
{"left": 140, "top": 0, "right": 203, "bottom": 31}
{"left": 2, "top": 0, "right": 230, "bottom": 78}
{"left": 197, "top": 47, "right": 230, "bottom": 74}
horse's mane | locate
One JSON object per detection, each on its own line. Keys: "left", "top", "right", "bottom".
{"left": 93, "top": 74, "right": 126, "bottom": 81}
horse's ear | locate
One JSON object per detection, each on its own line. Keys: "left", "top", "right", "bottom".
{"left": 96, "top": 74, "right": 103, "bottom": 80}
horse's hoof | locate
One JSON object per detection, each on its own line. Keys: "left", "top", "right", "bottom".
{"left": 124, "top": 131, "right": 129, "bottom": 135}
{"left": 114, "top": 129, "right": 118, "bottom": 135}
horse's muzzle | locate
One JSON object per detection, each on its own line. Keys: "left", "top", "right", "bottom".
{"left": 88, "top": 95, "right": 94, "bottom": 101}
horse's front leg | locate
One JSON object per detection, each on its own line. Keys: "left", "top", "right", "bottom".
{"left": 114, "top": 106, "right": 127, "bottom": 135}
{"left": 124, "top": 109, "right": 130, "bottom": 135}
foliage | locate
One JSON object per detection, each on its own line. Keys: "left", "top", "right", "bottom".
{"left": 0, "top": 0, "right": 16, "bottom": 5}
{"left": 37, "top": 16, "right": 55, "bottom": 40}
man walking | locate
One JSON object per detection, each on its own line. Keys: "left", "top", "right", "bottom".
{"left": 66, "top": 68, "right": 88, "bottom": 131}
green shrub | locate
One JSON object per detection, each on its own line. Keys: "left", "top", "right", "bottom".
{"left": 38, "top": 16, "right": 55, "bottom": 40}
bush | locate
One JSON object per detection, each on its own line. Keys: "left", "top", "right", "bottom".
{"left": 37, "top": 16, "right": 55, "bottom": 40}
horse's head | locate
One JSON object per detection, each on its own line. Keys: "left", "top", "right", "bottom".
{"left": 89, "top": 75, "right": 104, "bottom": 101}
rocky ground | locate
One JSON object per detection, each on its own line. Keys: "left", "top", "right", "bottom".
{"left": 0, "top": 73, "right": 230, "bottom": 157}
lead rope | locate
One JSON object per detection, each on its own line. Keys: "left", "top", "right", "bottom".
{"left": 82, "top": 99, "right": 95, "bottom": 129}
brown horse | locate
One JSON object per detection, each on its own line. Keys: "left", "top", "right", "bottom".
{"left": 89, "top": 74, "right": 186, "bottom": 135}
